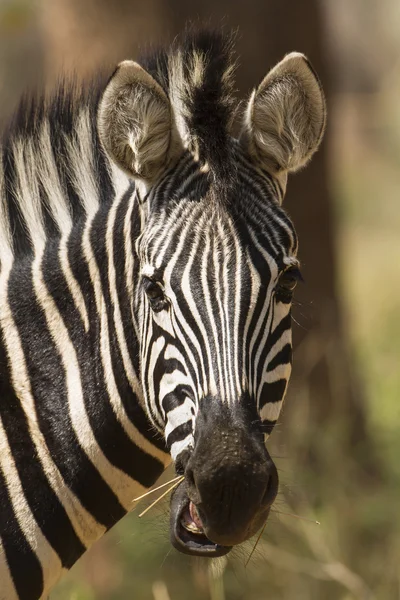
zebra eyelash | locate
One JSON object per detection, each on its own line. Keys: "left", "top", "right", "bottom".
{"left": 282, "top": 266, "right": 304, "bottom": 283}
{"left": 274, "top": 266, "right": 304, "bottom": 302}
{"left": 141, "top": 276, "right": 169, "bottom": 312}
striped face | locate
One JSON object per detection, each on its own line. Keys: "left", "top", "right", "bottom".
{"left": 97, "top": 35, "right": 325, "bottom": 557}
{"left": 138, "top": 153, "right": 299, "bottom": 461}
{"left": 136, "top": 152, "right": 300, "bottom": 554}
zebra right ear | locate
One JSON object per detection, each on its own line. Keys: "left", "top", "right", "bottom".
{"left": 98, "top": 61, "right": 183, "bottom": 183}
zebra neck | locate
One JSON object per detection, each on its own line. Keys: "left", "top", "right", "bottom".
{"left": 32, "top": 182, "right": 170, "bottom": 504}
{"left": 0, "top": 185, "right": 170, "bottom": 599}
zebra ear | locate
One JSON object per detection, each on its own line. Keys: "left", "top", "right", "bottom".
{"left": 98, "top": 61, "right": 182, "bottom": 182}
{"left": 240, "top": 53, "right": 326, "bottom": 178}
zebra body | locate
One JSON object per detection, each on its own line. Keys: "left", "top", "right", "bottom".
{"left": 0, "top": 103, "right": 171, "bottom": 599}
{"left": 0, "top": 31, "right": 325, "bottom": 599}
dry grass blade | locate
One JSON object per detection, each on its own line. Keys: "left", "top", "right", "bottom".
{"left": 138, "top": 477, "right": 184, "bottom": 518}
{"left": 132, "top": 475, "right": 184, "bottom": 504}
{"left": 271, "top": 509, "right": 320, "bottom": 525}
{"left": 152, "top": 580, "right": 171, "bottom": 600}
{"left": 245, "top": 509, "right": 320, "bottom": 567}
{"left": 258, "top": 540, "right": 372, "bottom": 600}
{"left": 245, "top": 521, "right": 267, "bottom": 567}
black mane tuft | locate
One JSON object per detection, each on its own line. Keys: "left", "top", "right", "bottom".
{"left": 1, "top": 73, "right": 110, "bottom": 147}
{"left": 0, "top": 73, "right": 114, "bottom": 249}
{"left": 140, "top": 29, "right": 238, "bottom": 185}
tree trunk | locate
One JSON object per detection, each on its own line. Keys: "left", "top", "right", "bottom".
{"left": 0, "top": 2, "right": 43, "bottom": 127}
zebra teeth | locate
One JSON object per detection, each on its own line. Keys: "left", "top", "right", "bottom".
{"left": 181, "top": 520, "right": 204, "bottom": 535}
{"left": 180, "top": 502, "right": 205, "bottom": 535}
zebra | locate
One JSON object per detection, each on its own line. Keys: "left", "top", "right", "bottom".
{"left": 0, "top": 30, "right": 326, "bottom": 599}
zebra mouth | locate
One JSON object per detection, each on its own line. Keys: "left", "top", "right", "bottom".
{"left": 181, "top": 501, "right": 204, "bottom": 535}
{"left": 170, "top": 483, "right": 231, "bottom": 557}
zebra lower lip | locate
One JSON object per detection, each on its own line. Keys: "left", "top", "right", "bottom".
{"left": 175, "top": 502, "right": 231, "bottom": 556}
{"left": 170, "top": 484, "right": 231, "bottom": 557}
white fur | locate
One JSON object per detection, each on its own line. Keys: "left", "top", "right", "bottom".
{"left": 64, "top": 109, "right": 100, "bottom": 217}
{"left": 241, "top": 52, "right": 326, "bottom": 190}
{"left": 0, "top": 161, "right": 13, "bottom": 268}
{"left": 37, "top": 121, "right": 72, "bottom": 233}
{"left": 98, "top": 61, "right": 182, "bottom": 182}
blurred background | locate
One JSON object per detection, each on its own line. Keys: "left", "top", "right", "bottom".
{"left": 1, "top": 0, "right": 399, "bottom": 598}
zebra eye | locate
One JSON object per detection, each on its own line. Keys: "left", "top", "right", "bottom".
{"left": 277, "top": 267, "right": 303, "bottom": 295}
{"left": 142, "top": 277, "right": 167, "bottom": 311}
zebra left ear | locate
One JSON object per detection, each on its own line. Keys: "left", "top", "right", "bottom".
{"left": 98, "top": 61, "right": 183, "bottom": 182}
{"left": 240, "top": 53, "right": 326, "bottom": 180}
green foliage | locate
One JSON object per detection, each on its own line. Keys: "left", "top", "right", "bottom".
{"left": 0, "top": 1, "right": 35, "bottom": 33}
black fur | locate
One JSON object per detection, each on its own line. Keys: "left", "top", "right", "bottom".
{"left": 140, "top": 29, "right": 238, "bottom": 185}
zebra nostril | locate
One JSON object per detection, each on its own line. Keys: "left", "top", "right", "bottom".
{"left": 262, "top": 464, "right": 279, "bottom": 507}
{"left": 185, "top": 467, "right": 197, "bottom": 492}
{"left": 184, "top": 468, "right": 202, "bottom": 505}
{"left": 185, "top": 468, "right": 195, "bottom": 487}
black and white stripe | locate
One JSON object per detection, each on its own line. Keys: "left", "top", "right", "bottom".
{"left": 139, "top": 145, "right": 297, "bottom": 462}
{"left": 0, "top": 90, "right": 171, "bottom": 599}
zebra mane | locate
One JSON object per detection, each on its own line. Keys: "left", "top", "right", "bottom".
{"left": 1, "top": 74, "right": 105, "bottom": 143}
{"left": 0, "top": 74, "right": 117, "bottom": 259}
{"left": 139, "top": 29, "right": 238, "bottom": 181}
{"left": 0, "top": 30, "right": 238, "bottom": 261}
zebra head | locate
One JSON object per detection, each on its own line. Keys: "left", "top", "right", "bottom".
{"left": 98, "top": 33, "right": 325, "bottom": 556}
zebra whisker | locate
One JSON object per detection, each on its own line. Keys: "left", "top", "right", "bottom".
{"left": 132, "top": 475, "right": 185, "bottom": 504}
{"left": 245, "top": 510, "right": 320, "bottom": 566}
{"left": 245, "top": 521, "right": 268, "bottom": 567}
{"left": 271, "top": 509, "right": 320, "bottom": 525}
{"left": 138, "top": 477, "right": 185, "bottom": 518}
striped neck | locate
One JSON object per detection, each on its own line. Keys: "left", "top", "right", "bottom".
{"left": 0, "top": 175, "right": 171, "bottom": 599}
